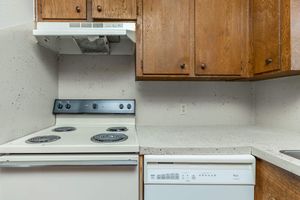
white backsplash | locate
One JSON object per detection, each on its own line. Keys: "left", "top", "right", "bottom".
{"left": 0, "top": 23, "right": 58, "bottom": 144}
{"left": 59, "top": 55, "right": 255, "bottom": 126}
{"left": 254, "top": 76, "right": 300, "bottom": 132}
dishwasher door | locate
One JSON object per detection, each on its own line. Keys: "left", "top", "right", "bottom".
{"left": 145, "top": 185, "right": 254, "bottom": 200}
{"left": 144, "top": 155, "right": 256, "bottom": 200}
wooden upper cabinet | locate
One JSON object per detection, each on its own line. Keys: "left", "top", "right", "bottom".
{"left": 142, "top": 0, "right": 193, "bottom": 75}
{"left": 41, "top": 0, "right": 87, "bottom": 20}
{"left": 252, "top": 0, "right": 281, "bottom": 74}
{"left": 92, "top": 0, "right": 137, "bottom": 20}
{"left": 195, "top": 0, "right": 249, "bottom": 76}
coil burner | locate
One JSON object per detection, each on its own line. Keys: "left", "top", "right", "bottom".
{"left": 52, "top": 127, "right": 76, "bottom": 132}
{"left": 26, "top": 135, "right": 61, "bottom": 144}
{"left": 91, "top": 133, "right": 128, "bottom": 143}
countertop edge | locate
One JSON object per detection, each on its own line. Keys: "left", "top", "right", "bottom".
{"left": 139, "top": 146, "right": 300, "bottom": 177}
{"left": 251, "top": 146, "right": 300, "bottom": 177}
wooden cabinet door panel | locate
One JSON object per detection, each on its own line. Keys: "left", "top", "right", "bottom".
{"left": 142, "top": 0, "right": 192, "bottom": 75}
{"left": 41, "top": 0, "right": 87, "bottom": 19}
{"left": 92, "top": 0, "right": 137, "bottom": 19}
{"left": 255, "top": 159, "right": 300, "bottom": 200}
{"left": 195, "top": 0, "right": 248, "bottom": 76}
{"left": 253, "top": 0, "right": 281, "bottom": 74}
{"left": 256, "top": 170, "right": 287, "bottom": 200}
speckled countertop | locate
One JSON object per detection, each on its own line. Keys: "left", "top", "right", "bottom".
{"left": 137, "top": 126, "right": 300, "bottom": 176}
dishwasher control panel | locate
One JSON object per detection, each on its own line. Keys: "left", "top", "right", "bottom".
{"left": 144, "top": 155, "right": 256, "bottom": 185}
{"left": 146, "top": 168, "right": 254, "bottom": 184}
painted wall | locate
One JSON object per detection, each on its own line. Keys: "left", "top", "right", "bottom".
{"left": 254, "top": 76, "right": 300, "bottom": 132}
{"left": 0, "top": 0, "right": 33, "bottom": 29}
{"left": 59, "top": 55, "right": 255, "bottom": 126}
{"left": 0, "top": 0, "right": 58, "bottom": 144}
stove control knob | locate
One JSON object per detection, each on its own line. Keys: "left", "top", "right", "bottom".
{"left": 92, "top": 103, "right": 98, "bottom": 110}
{"left": 127, "top": 104, "right": 132, "bottom": 110}
{"left": 66, "top": 104, "right": 71, "bottom": 109}
{"left": 119, "top": 104, "right": 124, "bottom": 109}
{"left": 57, "top": 103, "right": 63, "bottom": 109}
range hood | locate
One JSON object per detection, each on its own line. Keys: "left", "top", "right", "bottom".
{"left": 33, "top": 22, "right": 136, "bottom": 55}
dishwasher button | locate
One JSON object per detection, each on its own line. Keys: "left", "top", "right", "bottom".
{"left": 171, "top": 174, "right": 176, "bottom": 179}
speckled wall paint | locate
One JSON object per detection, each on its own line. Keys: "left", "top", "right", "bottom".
{"left": 58, "top": 55, "right": 255, "bottom": 126}
{"left": 0, "top": 23, "right": 58, "bottom": 144}
{"left": 254, "top": 76, "right": 300, "bottom": 132}
{"left": 0, "top": 0, "right": 33, "bottom": 29}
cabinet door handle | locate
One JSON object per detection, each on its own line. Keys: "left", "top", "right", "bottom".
{"left": 76, "top": 6, "right": 81, "bottom": 13}
{"left": 200, "top": 63, "right": 207, "bottom": 70}
{"left": 180, "top": 64, "right": 186, "bottom": 69}
{"left": 97, "top": 5, "right": 103, "bottom": 12}
{"left": 265, "top": 58, "right": 273, "bottom": 65}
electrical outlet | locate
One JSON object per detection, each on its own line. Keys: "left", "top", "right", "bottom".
{"left": 180, "top": 104, "right": 187, "bottom": 115}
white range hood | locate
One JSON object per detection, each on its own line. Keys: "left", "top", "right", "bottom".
{"left": 33, "top": 22, "right": 136, "bottom": 55}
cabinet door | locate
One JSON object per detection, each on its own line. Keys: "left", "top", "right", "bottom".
{"left": 195, "top": 0, "right": 248, "bottom": 76}
{"left": 92, "top": 0, "right": 136, "bottom": 20}
{"left": 255, "top": 159, "right": 300, "bottom": 200}
{"left": 142, "top": 0, "right": 192, "bottom": 75}
{"left": 41, "top": 0, "right": 87, "bottom": 20}
{"left": 255, "top": 159, "right": 286, "bottom": 200}
{"left": 252, "top": 0, "right": 281, "bottom": 74}
{"left": 256, "top": 174, "right": 287, "bottom": 200}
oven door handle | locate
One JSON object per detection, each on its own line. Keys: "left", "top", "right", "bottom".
{"left": 0, "top": 160, "right": 138, "bottom": 168}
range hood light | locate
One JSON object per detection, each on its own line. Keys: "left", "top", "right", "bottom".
{"left": 87, "top": 36, "right": 100, "bottom": 42}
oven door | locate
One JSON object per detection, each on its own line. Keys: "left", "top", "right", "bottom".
{"left": 0, "top": 154, "right": 139, "bottom": 200}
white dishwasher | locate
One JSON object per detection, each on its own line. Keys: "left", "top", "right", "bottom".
{"left": 144, "top": 155, "right": 255, "bottom": 200}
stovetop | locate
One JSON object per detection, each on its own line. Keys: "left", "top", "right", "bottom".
{"left": 0, "top": 99, "right": 139, "bottom": 154}
{"left": 0, "top": 124, "right": 138, "bottom": 154}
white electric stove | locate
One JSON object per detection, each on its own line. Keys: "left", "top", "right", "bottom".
{"left": 0, "top": 118, "right": 138, "bottom": 154}
{"left": 0, "top": 99, "right": 139, "bottom": 200}
{"left": 0, "top": 99, "right": 138, "bottom": 154}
